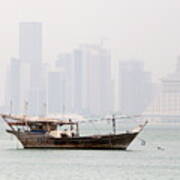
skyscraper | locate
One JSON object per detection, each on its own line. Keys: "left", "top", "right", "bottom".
{"left": 56, "top": 53, "right": 73, "bottom": 112}
{"left": 118, "top": 60, "right": 153, "bottom": 115}
{"left": 6, "top": 58, "right": 31, "bottom": 114}
{"left": 18, "top": 22, "right": 45, "bottom": 115}
{"left": 73, "top": 49, "right": 84, "bottom": 113}
{"left": 145, "top": 57, "right": 180, "bottom": 122}
{"left": 19, "top": 22, "right": 42, "bottom": 64}
{"left": 6, "top": 58, "right": 21, "bottom": 113}
{"left": 74, "top": 44, "right": 113, "bottom": 115}
{"left": 47, "top": 70, "right": 66, "bottom": 114}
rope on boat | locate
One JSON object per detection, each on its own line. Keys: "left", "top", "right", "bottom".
{"left": 87, "top": 120, "right": 102, "bottom": 134}
{"left": 79, "top": 114, "right": 141, "bottom": 124}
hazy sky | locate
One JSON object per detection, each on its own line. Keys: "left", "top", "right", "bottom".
{"left": 1, "top": 0, "right": 180, "bottom": 83}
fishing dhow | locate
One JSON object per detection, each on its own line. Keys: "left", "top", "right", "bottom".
{"left": 0, "top": 114, "right": 147, "bottom": 150}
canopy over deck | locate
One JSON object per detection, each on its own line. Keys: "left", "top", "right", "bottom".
{"left": 0, "top": 114, "right": 78, "bottom": 125}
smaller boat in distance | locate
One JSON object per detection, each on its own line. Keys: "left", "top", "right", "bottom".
{"left": 0, "top": 114, "right": 147, "bottom": 150}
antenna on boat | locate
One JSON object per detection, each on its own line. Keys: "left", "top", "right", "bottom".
{"left": 24, "top": 100, "right": 28, "bottom": 116}
{"left": 9, "top": 100, "right": 13, "bottom": 115}
{"left": 43, "top": 102, "right": 47, "bottom": 116}
{"left": 62, "top": 104, "right": 66, "bottom": 120}
{"left": 112, "top": 114, "right": 116, "bottom": 134}
{"left": 63, "top": 104, "right": 65, "bottom": 113}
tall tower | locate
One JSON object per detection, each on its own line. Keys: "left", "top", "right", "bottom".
{"left": 6, "top": 58, "right": 21, "bottom": 113}
{"left": 19, "top": 22, "right": 42, "bottom": 64}
{"left": 73, "top": 49, "right": 84, "bottom": 113}
{"left": 144, "top": 57, "right": 180, "bottom": 122}
{"left": 118, "top": 60, "right": 153, "bottom": 115}
{"left": 176, "top": 56, "right": 180, "bottom": 72}
{"left": 19, "top": 22, "right": 45, "bottom": 115}
{"left": 56, "top": 53, "right": 74, "bottom": 112}
{"left": 74, "top": 44, "right": 113, "bottom": 115}
{"left": 47, "top": 70, "right": 66, "bottom": 114}
{"left": 5, "top": 22, "right": 45, "bottom": 115}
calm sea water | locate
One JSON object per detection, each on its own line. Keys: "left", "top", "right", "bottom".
{"left": 0, "top": 121, "right": 179, "bottom": 180}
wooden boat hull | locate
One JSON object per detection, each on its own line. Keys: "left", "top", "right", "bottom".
{"left": 7, "top": 130, "right": 139, "bottom": 150}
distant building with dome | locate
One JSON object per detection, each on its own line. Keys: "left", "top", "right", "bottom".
{"left": 144, "top": 57, "right": 180, "bottom": 122}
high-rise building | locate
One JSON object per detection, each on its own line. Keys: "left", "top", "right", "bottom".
{"left": 19, "top": 22, "right": 46, "bottom": 115}
{"left": 74, "top": 44, "right": 113, "bottom": 115}
{"left": 28, "top": 63, "right": 47, "bottom": 115}
{"left": 145, "top": 57, "right": 180, "bottom": 122}
{"left": 73, "top": 49, "right": 84, "bottom": 113}
{"left": 6, "top": 58, "right": 31, "bottom": 114}
{"left": 19, "top": 22, "right": 42, "bottom": 64}
{"left": 56, "top": 53, "right": 73, "bottom": 112}
{"left": 6, "top": 58, "right": 21, "bottom": 114}
{"left": 47, "top": 69, "right": 66, "bottom": 114}
{"left": 5, "top": 22, "right": 46, "bottom": 115}
{"left": 118, "top": 60, "right": 153, "bottom": 115}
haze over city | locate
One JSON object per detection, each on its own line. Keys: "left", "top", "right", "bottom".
{"left": 1, "top": 0, "right": 180, "bottom": 119}
{"left": 1, "top": 0, "right": 180, "bottom": 77}
{"left": 0, "top": 1, "right": 180, "bottom": 180}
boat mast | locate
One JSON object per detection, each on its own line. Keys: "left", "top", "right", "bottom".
{"left": 43, "top": 102, "right": 47, "bottom": 117}
{"left": 76, "top": 122, "right": 79, "bottom": 136}
{"left": 112, "top": 114, "right": 116, "bottom": 134}
{"left": 24, "top": 100, "right": 28, "bottom": 116}
{"left": 9, "top": 100, "right": 13, "bottom": 115}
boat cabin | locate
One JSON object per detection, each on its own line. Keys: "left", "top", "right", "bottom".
{"left": 1, "top": 114, "right": 79, "bottom": 138}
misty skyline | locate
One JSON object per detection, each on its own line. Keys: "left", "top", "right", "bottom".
{"left": 1, "top": 22, "right": 155, "bottom": 116}
{"left": 1, "top": 1, "right": 180, "bottom": 78}
{"left": 0, "top": 3, "right": 179, "bottom": 180}
{"left": 1, "top": 1, "right": 180, "bottom": 106}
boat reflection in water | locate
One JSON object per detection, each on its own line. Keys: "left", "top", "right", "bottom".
{"left": 0, "top": 114, "right": 147, "bottom": 150}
